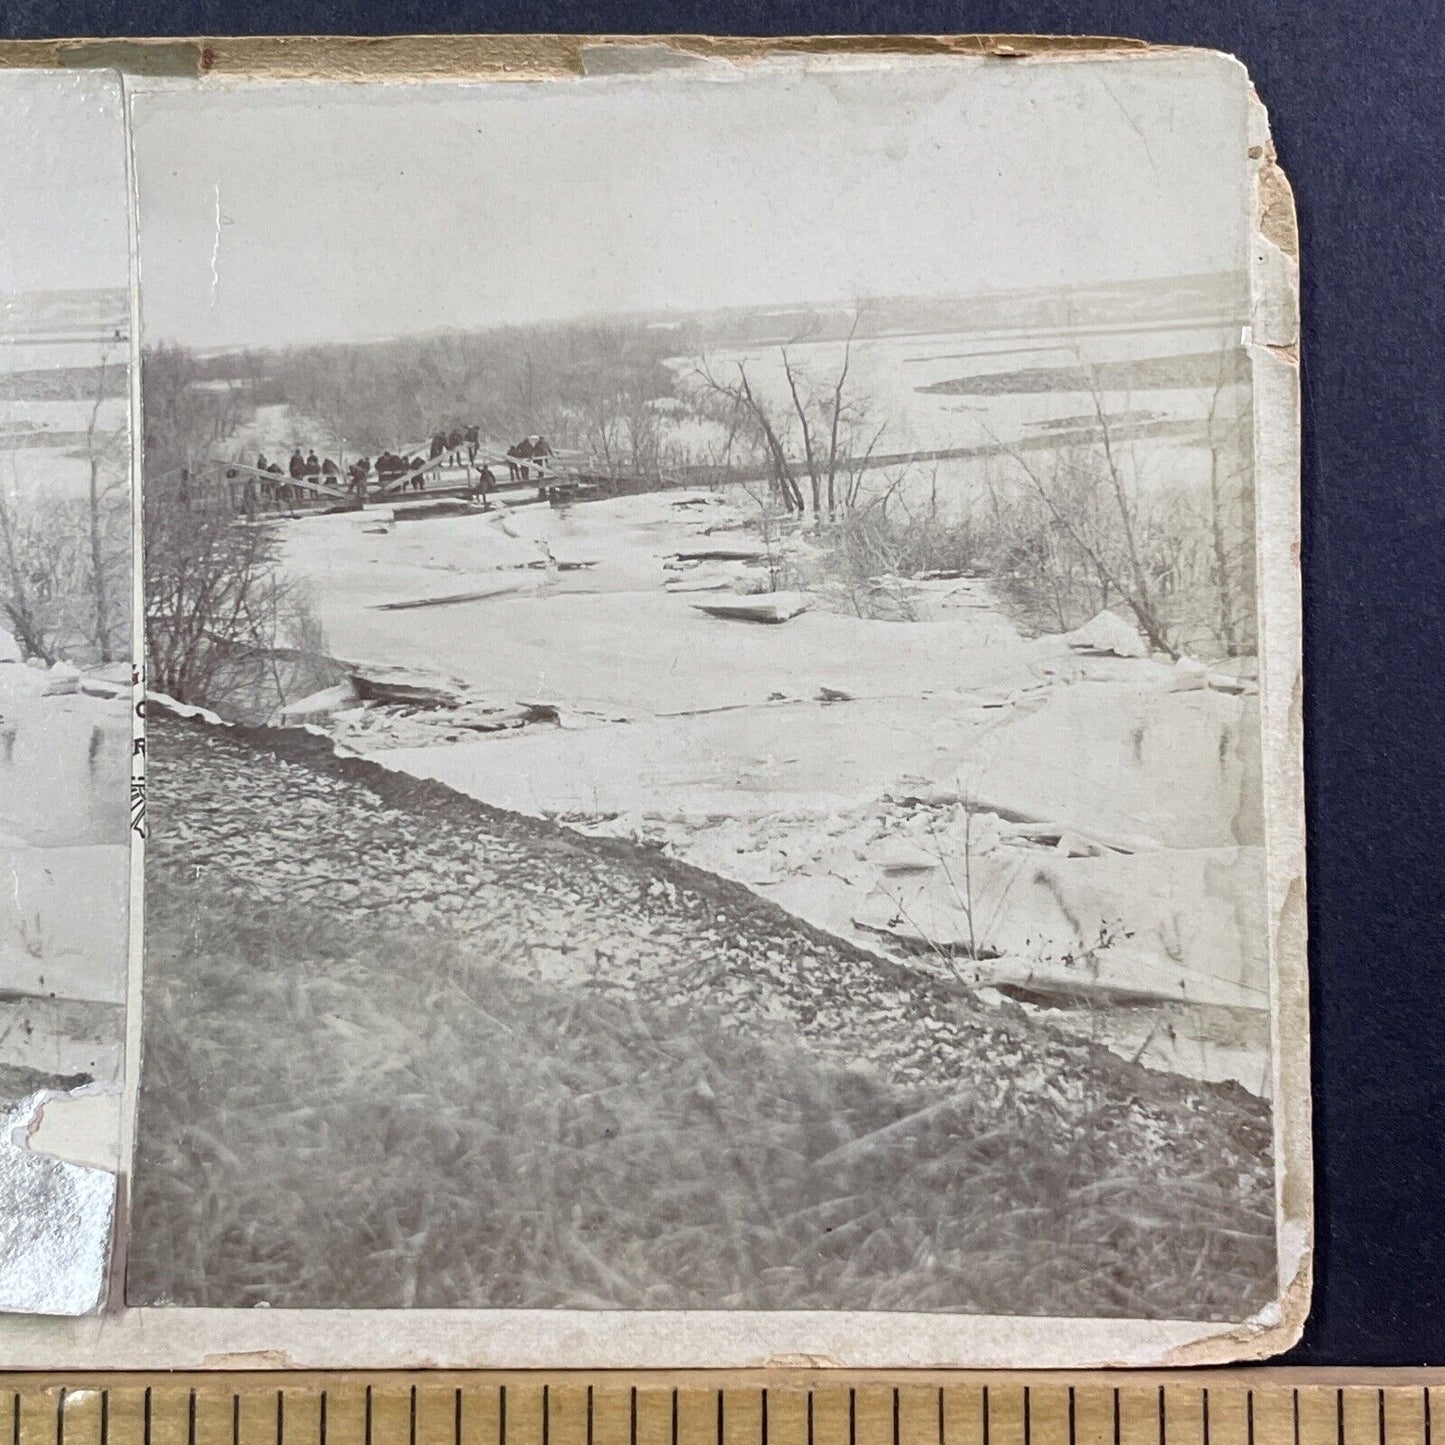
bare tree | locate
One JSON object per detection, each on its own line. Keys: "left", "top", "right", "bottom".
{"left": 780, "top": 312, "right": 865, "bottom": 521}
{"left": 735, "top": 362, "right": 806, "bottom": 513}
{"left": 0, "top": 460, "right": 53, "bottom": 662}
{"left": 1204, "top": 352, "right": 1255, "bottom": 657}
{"left": 143, "top": 344, "right": 324, "bottom": 711}
{"left": 987, "top": 363, "right": 1178, "bottom": 657}
{"left": 691, "top": 325, "right": 872, "bottom": 522}
{"left": 78, "top": 346, "right": 128, "bottom": 663}
{"left": 572, "top": 327, "right": 665, "bottom": 482}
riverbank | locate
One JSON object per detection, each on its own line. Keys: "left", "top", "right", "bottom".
{"left": 132, "top": 709, "right": 1274, "bottom": 1316}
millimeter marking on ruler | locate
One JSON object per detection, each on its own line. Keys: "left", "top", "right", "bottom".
{"left": 0, "top": 1379, "right": 1440, "bottom": 1445}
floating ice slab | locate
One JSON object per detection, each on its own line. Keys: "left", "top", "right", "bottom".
{"left": 690, "top": 591, "right": 810, "bottom": 623}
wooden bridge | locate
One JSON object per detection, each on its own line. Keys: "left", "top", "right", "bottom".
{"left": 198, "top": 441, "right": 589, "bottom": 515}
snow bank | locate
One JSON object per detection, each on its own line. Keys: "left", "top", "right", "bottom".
{"left": 0, "top": 660, "right": 49, "bottom": 699}
{"left": 372, "top": 694, "right": 1004, "bottom": 821}
{"left": 1063, "top": 609, "right": 1150, "bottom": 658}
{"left": 275, "top": 682, "right": 360, "bottom": 725}
{"left": 959, "top": 681, "right": 1264, "bottom": 850}
{"left": 0, "top": 692, "right": 132, "bottom": 847}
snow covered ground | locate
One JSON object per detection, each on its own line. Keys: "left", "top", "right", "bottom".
{"left": 278, "top": 485, "right": 1271, "bottom": 1095}
{"left": 0, "top": 655, "right": 131, "bottom": 1314}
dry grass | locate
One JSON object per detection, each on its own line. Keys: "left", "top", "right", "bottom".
{"left": 129, "top": 878, "right": 1273, "bottom": 1318}
{"left": 823, "top": 507, "right": 982, "bottom": 621}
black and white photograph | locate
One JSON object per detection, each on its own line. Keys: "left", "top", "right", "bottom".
{"left": 0, "top": 41, "right": 1305, "bottom": 1366}
{"left": 0, "top": 67, "right": 134, "bottom": 1316}
{"left": 120, "top": 50, "right": 1305, "bottom": 1347}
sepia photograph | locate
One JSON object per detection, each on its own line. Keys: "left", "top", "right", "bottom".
{"left": 0, "top": 67, "right": 134, "bottom": 1316}
{"left": 113, "top": 46, "right": 1302, "bottom": 1357}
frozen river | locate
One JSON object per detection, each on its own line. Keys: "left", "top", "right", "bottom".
{"left": 663, "top": 317, "right": 1248, "bottom": 517}
{"left": 0, "top": 316, "right": 128, "bottom": 503}
{"left": 279, "top": 486, "right": 1270, "bottom": 1096}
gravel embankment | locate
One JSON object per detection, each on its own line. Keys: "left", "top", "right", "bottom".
{"left": 148, "top": 714, "right": 1266, "bottom": 1117}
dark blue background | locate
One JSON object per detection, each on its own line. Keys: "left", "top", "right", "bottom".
{"left": 5, "top": 0, "right": 1441, "bottom": 1368}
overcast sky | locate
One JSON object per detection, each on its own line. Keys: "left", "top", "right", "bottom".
{"left": 0, "top": 69, "right": 130, "bottom": 296}
{"left": 131, "top": 53, "right": 1252, "bottom": 351}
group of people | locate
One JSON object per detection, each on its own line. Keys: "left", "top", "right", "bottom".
{"left": 421, "top": 428, "right": 557, "bottom": 482}
{"left": 226, "top": 430, "right": 558, "bottom": 514}
{"left": 247, "top": 449, "right": 345, "bottom": 504}
{"left": 250, "top": 444, "right": 439, "bottom": 500}
{"left": 505, "top": 435, "right": 553, "bottom": 480}
{"left": 369, "top": 451, "right": 430, "bottom": 492}
{"left": 427, "top": 425, "right": 482, "bottom": 469}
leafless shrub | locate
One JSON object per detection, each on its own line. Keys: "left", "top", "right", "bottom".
{"left": 969, "top": 347, "right": 1255, "bottom": 659}
{"left": 143, "top": 344, "right": 336, "bottom": 714}
{"left": 826, "top": 470, "right": 982, "bottom": 620}
{"left": 0, "top": 346, "right": 130, "bottom": 666}
{"left": 689, "top": 312, "right": 888, "bottom": 522}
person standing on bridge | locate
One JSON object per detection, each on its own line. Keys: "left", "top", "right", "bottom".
{"left": 349, "top": 457, "right": 369, "bottom": 507}
{"left": 465, "top": 424, "right": 479, "bottom": 465}
{"left": 474, "top": 463, "right": 496, "bottom": 506}
{"left": 510, "top": 437, "right": 533, "bottom": 481}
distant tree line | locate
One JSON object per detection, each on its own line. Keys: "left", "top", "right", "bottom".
{"left": 199, "top": 321, "right": 690, "bottom": 485}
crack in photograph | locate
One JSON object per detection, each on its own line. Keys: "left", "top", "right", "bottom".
{"left": 120, "top": 50, "right": 1299, "bottom": 1332}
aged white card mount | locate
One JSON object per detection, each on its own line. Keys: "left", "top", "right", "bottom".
{"left": 0, "top": 36, "right": 1306, "bottom": 1368}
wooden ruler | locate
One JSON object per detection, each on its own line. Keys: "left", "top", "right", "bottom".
{"left": 0, "top": 1374, "right": 1436, "bottom": 1445}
